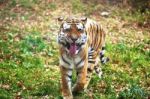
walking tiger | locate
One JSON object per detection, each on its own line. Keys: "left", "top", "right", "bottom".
{"left": 57, "top": 16, "right": 109, "bottom": 99}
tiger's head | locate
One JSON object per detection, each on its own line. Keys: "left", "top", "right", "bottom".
{"left": 57, "top": 17, "right": 88, "bottom": 55}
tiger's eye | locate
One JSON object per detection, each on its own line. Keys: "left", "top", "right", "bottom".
{"left": 63, "top": 28, "right": 70, "bottom": 32}
{"left": 76, "top": 23, "right": 84, "bottom": 32}
{"left": 63, "top": 23, "right": 71, "bottom": 32}
{"left": 78, "top": 28, "right": 83, "bottom": 32}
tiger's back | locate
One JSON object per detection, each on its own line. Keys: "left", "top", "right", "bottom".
{"left": 86, "top": 19, "right": 105, "bottom": 53}
{"left": 85, "top": 19, "right": 107, "bottom": 66}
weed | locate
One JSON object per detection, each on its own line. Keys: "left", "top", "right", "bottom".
{"left": 118, "top": 85, "right": 147, "bottom": 99}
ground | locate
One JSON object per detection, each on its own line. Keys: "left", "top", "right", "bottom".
{"left": 0, "top": 0, "right": 150, "bottom": 99}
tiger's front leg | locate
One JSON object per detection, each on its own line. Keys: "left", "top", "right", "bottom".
{"left": 59, "top": 54, "right": 73, "bottom": 98}
{"left": 72, "top": 59, "right": 88, "bottom": 93}
{"left": 60, "top": 66, "right": 73, "bottom": 99}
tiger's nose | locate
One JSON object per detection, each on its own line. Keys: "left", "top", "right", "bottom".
{"left": 71, "top": 38, "right": 78, "bottom": 42}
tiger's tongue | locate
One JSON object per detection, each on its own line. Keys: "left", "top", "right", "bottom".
{"left": 69, "top": 43, "right": 77, "bottom": 55}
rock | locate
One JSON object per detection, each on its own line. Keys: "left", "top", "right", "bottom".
{"left": 100, "top": 11, "right": 110, "bottom": 17}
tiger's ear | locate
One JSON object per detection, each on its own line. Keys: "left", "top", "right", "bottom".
{"left": 81, "top": 17, "right": 87, "bottom": 23}
{"left": 58, "top": 16, "right": 64, "bottom": 22}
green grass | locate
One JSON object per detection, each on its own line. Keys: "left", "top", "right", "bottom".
{"left": 0, "top": 0, "right": 150, "bottom": 98}
{"left": 0, "top": 67, "right": 61, "bottom": 99}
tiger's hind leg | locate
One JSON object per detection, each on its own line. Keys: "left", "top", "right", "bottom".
{"left": 83, "top": 63, "right": 95, "bottom": 89}
{"left": 83, "top": 49, "right": 100, "bottom": 90}
{"left": 84, "top": 63, "right": 103, "bottom": 91}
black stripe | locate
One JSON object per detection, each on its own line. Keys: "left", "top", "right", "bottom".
{"left": 88, "top": 54, "right": 93, "bottom": 57}
{"left": 59, "top": 41, "right": 68, "bottom": 48}
{"left": 101, "top": 57, "right": 109, "bottom": 63}
{"left": 68, "top": 75, "right": 72, "bottom": 79}
{"left": 62, "top": 66, "right": 73, "bottom": 70}
{"left": 86, "top": 75, "right": 91, "bottom": 78}
{"left": 88, "top": 52, "right": 94, "bottom": 56}
{"left": 95, "top": 25, "right": 99, "bottom": 49}
{"left": 59, "top": 41, "right": 64, "bottom": 45}
{"left": 61, "top": 55, "right": 70, "bottom": 65}
{"left": 77, "top": 42, "right": 83, "bottom": 47}
{"left": 78, "top": 48, "right": 82, "bottom": 53}
{"left": 95, "top": 69, "right": 100, "bottom": 73}
{"left": 88, "top": 54, "right": 93, "bottom": 58}
{"left": 76, "top": 72, "right": 78, "bottom": 76}
{"left": 68, "top": 68, "right": 73, "bottom": 71}
{"left": 96, "top": 24, "right": 99, "bottom": 34}
{"left": 87, "top": 68, "right": 93, "bottom": 72}
{"left": 88, "top": 61, "right": 95, "bottom": 64}
{"left": 76, "top": 59, "right": 83, "bottom": 66}
{"left": 102, "top": 47, "right": 105, "bottom": 50}
{"left": 101, "top": 60, "right": 105, "bottom": 64}
{"left": 100, "top": 54, "right": 104, "bottom": 59}
{"left": 94, "top": 67, "right": 100, "bottom": 73}
{"left": 85, "top": 30, "right": 88, "bottom": 35}
{"left": 91, "top": 48, "right": 94, "bottom": 51}
{"left": 94, "top": 65, "right": 99, "bottom": 69}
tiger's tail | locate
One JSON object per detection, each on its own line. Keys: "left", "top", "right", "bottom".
{"left": 100, "top": 46, "right": 109, "bottom": 64}
{"left": 94, "top": 46, "right": 109, "bottom": 78}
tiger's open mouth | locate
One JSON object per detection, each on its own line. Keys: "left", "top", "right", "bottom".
{"left": 66, "top": 42, "right": 81, "bottom": 55}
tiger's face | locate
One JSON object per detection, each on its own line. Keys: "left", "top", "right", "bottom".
{"left": 57, "top": 17, "right": 88, "bottom": 55}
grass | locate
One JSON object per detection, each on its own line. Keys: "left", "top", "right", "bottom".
{"left": 0, "top": 0, "right": 150, "bottom": 98}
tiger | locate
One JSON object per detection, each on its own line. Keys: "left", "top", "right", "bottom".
{"left": 57, "top": 16, "right": 109, "bottom": 99}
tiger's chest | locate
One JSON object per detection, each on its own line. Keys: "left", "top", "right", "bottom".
{"left": 59, "top": 46, "right": 89, "bottom": 69}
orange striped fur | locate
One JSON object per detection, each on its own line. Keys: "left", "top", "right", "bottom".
{"left": 57, "top": 17, "right": 107, "bottom": 99}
